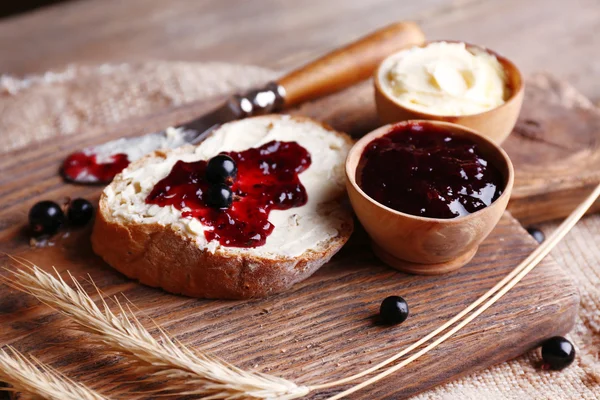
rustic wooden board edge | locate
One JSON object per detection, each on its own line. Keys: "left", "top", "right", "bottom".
{"left": 510, "top": 184, "right": 600, "bottom": 226}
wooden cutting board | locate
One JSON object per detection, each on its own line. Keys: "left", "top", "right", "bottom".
{"left": 0, "top": 217, "right": 579, "bottom": 400}
{"left": 0, "top": 73, "right": 595, "bottom": 399}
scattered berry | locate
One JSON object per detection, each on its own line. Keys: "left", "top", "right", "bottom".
{"left": 379, "top": 296, "right": 409, "bottom": 325}
{"left": 206, "top": 184, "right": 233, "bottom": 209}
{"left": 206, "top": 154, "right": 237, "bottom": 185}
{"left": 527, "top": 227, "right": 545, "bottom": 244}
{"left": 28, "top": 201, "right": 65, "bottom": 236}
{"left": 541, "top": 336, "right": 575, "bottom": 370}
{"left": 67, "top": 198, "right": 95, "bottom": 226}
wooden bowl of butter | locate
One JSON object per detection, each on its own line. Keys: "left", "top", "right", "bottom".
{"left": 374, "top": 41, "right": 524, "bottom": 144}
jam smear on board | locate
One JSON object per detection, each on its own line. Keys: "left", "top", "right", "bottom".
{"left": 359, "top": 122, "right": 504, "bottom": 219}
{"left": 146, "top": 141, "right": 311, "bottom": 248}
{"left": 62, "top": 152, "right": 130, "bottom": 183}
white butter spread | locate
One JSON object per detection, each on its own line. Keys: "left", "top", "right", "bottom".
{"left": 379, "top": 42, "right": 508, "bottom": 116}
{"left": 104, "top": 116, "right": 351, "bottom": 258}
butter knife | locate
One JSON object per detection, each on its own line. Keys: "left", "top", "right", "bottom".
{"left": 62, "top": 21, "right": 425, "bottom": 184}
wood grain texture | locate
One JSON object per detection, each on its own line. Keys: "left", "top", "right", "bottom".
{"left": 0, "top": 0, "right": 597, "bottom": 397}
{"left": 0, "top": 85, "right": 580, "bottom": 399}
{"left": 1, "top": 0, "right": 600, "bottom": 102}
{"left": 0, "top": 217, "right": 580, "bottom": 400}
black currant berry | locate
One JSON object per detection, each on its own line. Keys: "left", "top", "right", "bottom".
{"left": 206, "top": 154, "right": 237, "bottom": 185}
{"left": 206, "top": 184, "right": 233, "bottom": 209}
{"left": 28, "top": 201, "right": 65, "bottom": 236}
{"left": 379, "top": 296, "right": 409, "bottom": 325}
{"left": 67, "top": 198, "right": 94, "bottom": 226}
{"left": 526, "top": 227, "right": 545, "bottom": 244}
{"left": 541, "top": 336, "right": 575, "bottom": 370}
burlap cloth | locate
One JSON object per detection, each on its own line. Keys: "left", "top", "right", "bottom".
{"left": 1, "top": 62, "right": 598, "bottom": 399}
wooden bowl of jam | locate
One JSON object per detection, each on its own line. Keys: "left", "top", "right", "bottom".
{"left": 374, "top": 41, "right": 524, "bottom": 144}
{"left": 346, "top": 120, "right": 514, "bottom": 274}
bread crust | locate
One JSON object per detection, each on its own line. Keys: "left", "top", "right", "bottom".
{"left": 91, "top": 115, "right": 354, "bottom": 299}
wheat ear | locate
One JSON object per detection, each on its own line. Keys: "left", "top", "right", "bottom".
{"left": 6, "top": 261, "right": 309, "bottom": 400}
{"left": 0, "top": 345, "right": 107, "bottom": 400}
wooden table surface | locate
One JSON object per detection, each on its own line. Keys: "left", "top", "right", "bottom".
{"left": 1, "top": 0, "right": 599, "bottom": 103}
{"left": 0, "top": 1, "right": 599, "bottom": 399}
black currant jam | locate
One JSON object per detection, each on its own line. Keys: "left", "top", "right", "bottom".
{"left": 146, "top": 141, "right": 311, "bottom": 248}
{"left": 358, "top": 123, "right": 504, "bottom": 219}
{"left": 62, "top": 152, "right": 130, "bottom": 183}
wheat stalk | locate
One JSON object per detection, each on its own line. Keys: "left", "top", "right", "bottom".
{"left": 6, "top": 261, "right": 309, "bottom": 400}
{"left": 0, "top": 345, "right": 107, "bottom": 400}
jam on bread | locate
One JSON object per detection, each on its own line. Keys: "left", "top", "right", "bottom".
{"left": 146, "top": 140, "right": 311, "bottom": 248}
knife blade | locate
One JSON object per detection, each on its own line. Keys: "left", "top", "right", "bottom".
{"left": 61, "top": 21, "right": 425, "bottom": 184}
{"left": 61, "top": 83, "right": 285, "bottom": 183}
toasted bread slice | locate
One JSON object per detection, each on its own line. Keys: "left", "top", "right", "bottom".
{"left": 91, "top": 115, "right": 354, "bottom": 299}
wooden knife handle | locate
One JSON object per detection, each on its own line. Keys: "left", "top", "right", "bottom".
{"left": 277, "top": 21, "right": 425, "bottom": 108}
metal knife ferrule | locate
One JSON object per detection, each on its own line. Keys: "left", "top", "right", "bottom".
{"left": 226, "top": 81, "right": 286, "bottom": 118}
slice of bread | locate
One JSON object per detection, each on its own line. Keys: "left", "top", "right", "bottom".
{"left": 91, "top": 115, "right": 354, "bottom": 299}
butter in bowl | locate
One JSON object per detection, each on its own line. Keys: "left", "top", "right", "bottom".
{"left": 346, "top": 120, "right": 514, "bottom": 274}
{"left": 374, "top": 41, "right": 524, "bottom": 144}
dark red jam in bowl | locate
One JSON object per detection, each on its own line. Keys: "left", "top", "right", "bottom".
{"left": 146, "top": 141, "right": 311, "bottom": 248}
{"left": 358, "top": 123, "right": 504, "bottom": 219}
